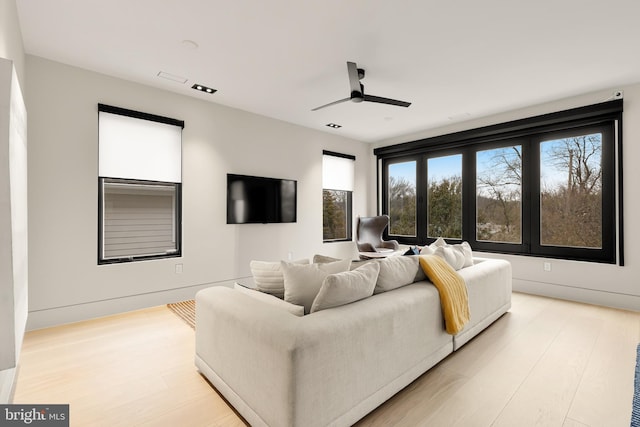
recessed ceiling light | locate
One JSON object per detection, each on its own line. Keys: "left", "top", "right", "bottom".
{"left": 157, "top": 71, "right": 188, "bottom": 84}
{"left": 191, "top": 83, "right": 217, "bottom": 94}
{"left": 326, "top": 123, "right": 342, "bottom": 129}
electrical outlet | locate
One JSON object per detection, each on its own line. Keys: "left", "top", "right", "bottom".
{"left": 288, "top": 252, "right": 293, "bottom": 261}
{"left": 543, "top": 262, "right": 552, "bottom": 272}
{"left": 175, "top": 264, "right": 183, "bottom": 274}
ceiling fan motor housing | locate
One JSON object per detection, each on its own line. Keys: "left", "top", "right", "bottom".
{"left": 311, "top": 61, "right": 410, "bottom": 110}
{"left": 351, "top": 91, "right": 364, "bottom": 102}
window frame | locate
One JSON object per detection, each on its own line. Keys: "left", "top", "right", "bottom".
{"left": 322, "top": 150, "right": 355, "bottom": 243}
{"left": 98, "top": 177, "right": 182, "bottom": 264}
{"left": 376, "top": 100, "right": 623, "bottom": 265}
{"left": 322, "top": 189, "right": 353, "bottom": 242}
{"left": 529, "top": 123, "right": 616, "bottom": 262}
{"left": 382, "top": 156, "right": 422, "bottom": 244}
{"left": 467, "top": 138, "right": 529, "bottom": 255}
{"left": 97, "top": 104, "right": 184, "bottom": 264}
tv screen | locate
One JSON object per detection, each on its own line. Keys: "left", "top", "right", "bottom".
{"left": 227, "top": 174, "right": 297, "bottom": 224}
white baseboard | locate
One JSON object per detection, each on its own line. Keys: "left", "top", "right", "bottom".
{"left": 26, "top": 278, "right": 251, "bottom": 331}
{"left": 513, "top": 278, "right": 640, "bottom": 312}
{"left": 27, "top": 276, "right": 638, "bottom": 331}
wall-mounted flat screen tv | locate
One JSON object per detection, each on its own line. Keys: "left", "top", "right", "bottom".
{"left": 227, "top": 174, "right": 297, "bottom": 224}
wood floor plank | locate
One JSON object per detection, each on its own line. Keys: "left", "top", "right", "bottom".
{"left": 354, "top": 366, "right": 469, "bottom": 427}
{"left": 566, "top": 307, "right": 639, "bottom": 427}
{"left": 491, "top": 306, "right": 601, "bottom": 426}
{"left": 563, "top": 417, "right": 591, "bottom": 427}
{"left": 424, "top": 301, "right": 577, "bottom": 425}
{"left": 13, "top": 292, "right": 640, "bottom": 427}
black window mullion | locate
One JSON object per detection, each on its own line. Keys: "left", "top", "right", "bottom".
{"left": 415, "top": 156, "right": 427, "bottom": 245}
{"left": 462, "top": 147, "right": 475, "bottom": 245}
{"left": 528, "top": 137, "right": 541, "bottom": 256}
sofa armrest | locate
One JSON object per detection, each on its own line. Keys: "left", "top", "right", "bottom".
{"left": 454, "top": 257, "right": 512, "bottom": 349}
{"left": 196, "top": 287, "right": 300, "bottom": 426}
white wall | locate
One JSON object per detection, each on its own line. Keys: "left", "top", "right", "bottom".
{"left": 25, "top": 55, "right": 372, "bottom": 329}
{"left": 0, "top": 0, "right": 25, "bottom": 86}
{"left": 0, "top": 0, "right": 27, "bottom": 403}
{"left": 375, "top": 87, "right": 640, "bottom": 312}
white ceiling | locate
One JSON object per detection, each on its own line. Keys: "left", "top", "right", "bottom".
{"left": 16, "top": 0, "right": 640, "bottom": 143}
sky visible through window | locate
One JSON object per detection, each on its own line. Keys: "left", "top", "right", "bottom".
{"left": 391, "top": 137, "right": 601, "bottom": 192}
{"left": 389, "top": 161, "right": 416, "bottom": 185}
{"left": 540, "top": 133, "right": 602, "bottom": 191}
{"left": 389, "top": 155, "right": 465, "bottom": 185}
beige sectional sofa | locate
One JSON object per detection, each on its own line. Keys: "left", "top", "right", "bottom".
{"left": 195, "top": 257, "right": 511, "bottom": 427}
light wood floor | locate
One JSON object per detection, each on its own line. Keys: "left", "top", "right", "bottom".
{"left": 13, "top": 292, "right": 640, "bottom": 427}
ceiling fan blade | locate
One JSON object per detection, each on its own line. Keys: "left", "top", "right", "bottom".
{"left": 346, "top": 62, "right": 362, "bottom": 96}
{"left": 311, "top": 97, "right": 351, "bottom": 111}
{"left": 363, "top": 94, "right": 411, "bottom": 108}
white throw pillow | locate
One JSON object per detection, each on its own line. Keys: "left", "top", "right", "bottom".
{"left": 234, "top": 283, "right": 304, "bottom": 317}
{"left": 420, "top": 246, "right": 434, "bottom": 255}
{"left": 250, "top": 258, "right": 309, "bottom": 298}
{"left": 310, "top": 262, "right": 380, "bottom": 313}
{"left": 374, "top": 255, "right": 420, "bottom": 294}
{"left": 454, "top": 241, "right": 474, "bottom": 268}
{"left": 432, "top": 246, "right": 466, "bottom": 270}
{"left": 282, "top": 259, "right": 351, "bottom": 314}
{"left": 430, "top": 237, "right": 447, "bottom": 248}
{"left": 427, "top": 238, "right": 474, "bottom": 270}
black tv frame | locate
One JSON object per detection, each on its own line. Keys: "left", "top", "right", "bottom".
{"left": 226, "top": 173, "right": 297, "bottom": 224}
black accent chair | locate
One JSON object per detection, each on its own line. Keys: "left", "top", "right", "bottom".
{"left": 356, "top": 215, "right": 400, "bottom": 253}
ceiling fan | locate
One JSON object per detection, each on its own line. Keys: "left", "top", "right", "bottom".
{"left": 312, "top": 61, "right": 411, "bottom": 111}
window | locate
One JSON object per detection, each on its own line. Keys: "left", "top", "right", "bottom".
{"left": 376, "top": 100, "right": 623, "bottom": 264}
{"left": 427, "top": 154, "right": 462, "bottom": 239}
{"left": 476, "top": 144, "right": 522, "bottom": 244}
{"left": 322, "top": 151, "right": 355, "bottom": 242}
{"left": 387, "top": 160, "right": 417, "bottom": 237}
{"left": 100, "top": 179, "right": 180, "bottom": 260}
{"left": 539, "top": 132, "right": 602, "bottom": 248}
{"left": 98, "top": 104, "right": 184, "bottom": 263}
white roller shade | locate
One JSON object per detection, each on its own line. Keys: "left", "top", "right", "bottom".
{"left": 323, "top": 154, "right": 354, "bottom": 191}
{"left": 99, "top": 111, "right": 182, "bottom": 183}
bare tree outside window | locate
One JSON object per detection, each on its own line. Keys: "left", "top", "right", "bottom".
{"left": 540, "top": 133, "right": 602, "bottom": 248}
{"left": 476, "top": 146, "right": 522, "bottom": 243}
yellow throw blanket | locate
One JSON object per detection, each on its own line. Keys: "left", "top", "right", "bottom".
{"left": 419, "top": 255, "right": 470, "bottom": 335}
